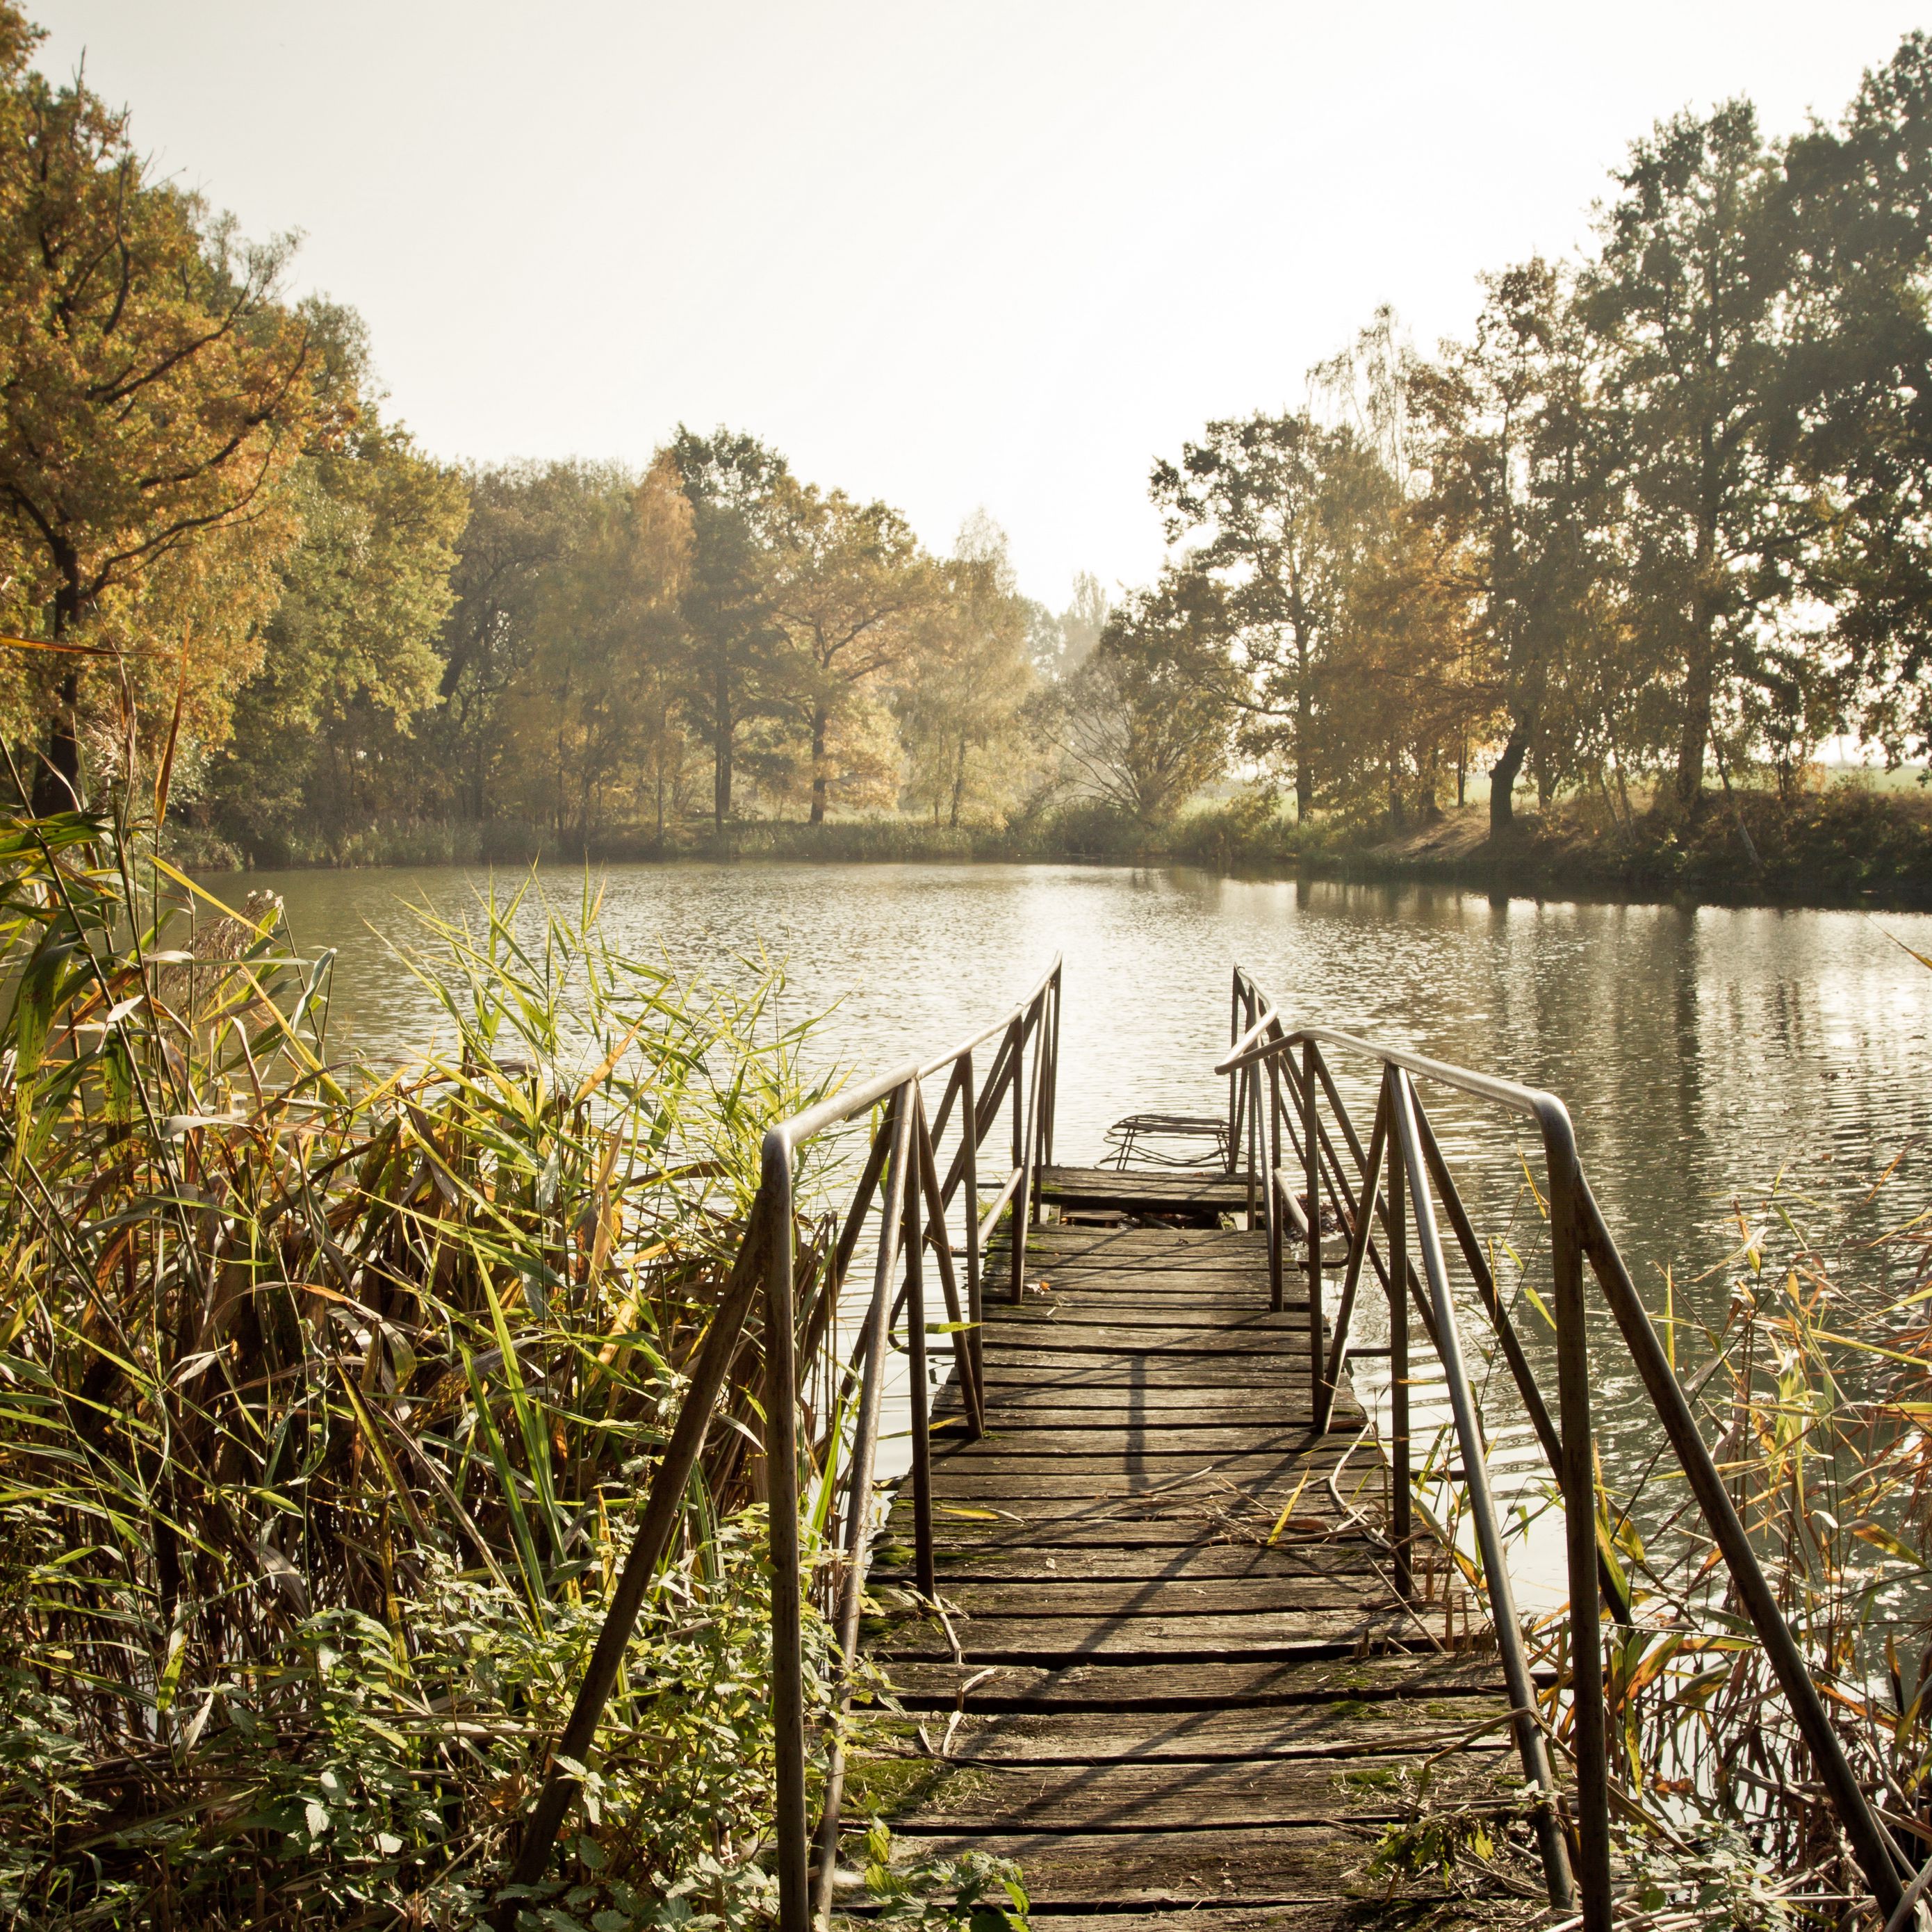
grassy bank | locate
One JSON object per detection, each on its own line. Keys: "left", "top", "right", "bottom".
{"left": 177, "top": 780, "right": 1932, "bottom": 913}
{"left": 1190, "top": 785, "right": 1932, "bottom": 912}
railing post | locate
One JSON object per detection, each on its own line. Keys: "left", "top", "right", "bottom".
{"left": 1266, "top": 1047, "right": 1283, "bottom": 1313}
{"left": 1008, "top": 1015, "right": 1026, "bottom": 1305}
{"left": 1547, "top": 1136, "right": 1610, "bottom": 1932}
{"left": 962, "top": 1048, "right": 982, "bottom": 1408}
{"left": 496, "top": 1192, "right": 776, "bottom": 1924}
{"left": 1302, "top": 1039, "right": 1320, "bottom": 1410}
{"left": 1384, "top": 1066, "right": 1412, "bottom": 1603}
{"left": 906, "top": 1087, "right": 935, "bottom": 1600}
{"left": 1391, "top": 1072, "right": 1575, "bottom": 1913}
{"left": 1227, "top": 972, "right": 1242, "bottom": 1175}
{"left": 763, "top": 1133, "right": 810, "bottom": 1932}
{"left": 1043, "top": 967, "right": 1060, "bottom": 1168}
{"left": 1011, "top": 1004, "right": 1045, "bottom": 1304}
{"left": 810, "top": 1096, "right": 911, "bottom": 1922}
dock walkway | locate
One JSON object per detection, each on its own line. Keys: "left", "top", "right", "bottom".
{"left": 865, "top": 1167, "right": 1513, "bottom": 1925}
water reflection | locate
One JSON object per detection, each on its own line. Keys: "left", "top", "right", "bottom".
{"left": 212, "top": 859, "right": 1932, "bottom": 1585}
{"left": 216, "top": 861, "right": 1932, "bottom": 1293}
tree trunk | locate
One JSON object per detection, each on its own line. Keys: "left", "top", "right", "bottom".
{"left": 1489, "top": 714, "right": 1531, "bottom": 835}
{"left": 949, "top": 736, "right": 967, "bottom": 830}
{"left": 32, "top": 572, "right": 86, "bottom": 814}
{"left": 1293, "top": 623, "right": 1313, "bottom": 821}
{"left": 808, "top": 703, "right": 829, "bottom": 826}
{"left": 712, "top": 668, "right": 733, "bottom": 835}
{"left": 1676, "top": 472, "right": 1719, "bottom": 811}
{"left": 31, "top": 671, "right": 83, "bottom": 814}
{"left": 1676, "top": 591, "right": 1715, "bottom": 812}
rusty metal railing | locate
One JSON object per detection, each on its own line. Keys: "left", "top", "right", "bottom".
{"left": 1218, "top": 965, "right": 1906, "bottom": 1931}
{"left": 499, "top": 959, "right": 1061, "bottom": 1931}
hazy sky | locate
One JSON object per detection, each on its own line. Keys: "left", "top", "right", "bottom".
{"left": 25, "top": 2, "right": 1931, "bottom": 612}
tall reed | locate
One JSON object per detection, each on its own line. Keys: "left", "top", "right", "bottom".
{"left": 1386, "top": 1118, "right": 1932, "bottom": 1926}
{"left": 0, "top": 806, "right": 845, "bottom": 1928}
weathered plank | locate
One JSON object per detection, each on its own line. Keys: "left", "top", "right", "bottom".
{"left": 985, "top": 1304, "right": 1316, "bottom": 1330}
{"left": 880, "top": 1654, "right": 1508, "bottom": 1712}
{"left": 935, "top": 1426, "right": 1347, "bottom": 1456}
{"left": 875, "top": 1576, "right": 1400, "bottom": 1618}
{"left": 874, "top": 1698, "right": 1512, "bottom": 1763}
{"left": 874, "top": 1607, "right": 1434, "bottom": 1663}
{"left": 852, "top": 1203, "right": 1512, "bottom": 1926}
{"left": 935, "top": 1391, "right": 1366, "bottom": 1423}
{"left": 981, "top": 1327, "right": 1316, "bottom": 1354}
{"left": 876, "top": 1541, "right": 1393, "bottom": 1583}
{"left": 892, "top": 1500, "right": 1377, "bottom": 1544}
{"left": 876, "top": 1749, "right": 1508, "bottom": 1832}
{"left": 925, "top": 1466, "right": 1375, "bottom": 1502}
{"left": 967, "top": 1359, "right": 1323, "bottom": 1388}
{"left": 1039, "top": 1164, "right": 1252, "bottom": 1204}
{"left": 878, "top": 1826, "right": 1373, "bottom": 1906}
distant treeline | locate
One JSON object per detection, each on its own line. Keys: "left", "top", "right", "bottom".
{"left": 2, "top": 1, "right": 1931, "bottom": 867}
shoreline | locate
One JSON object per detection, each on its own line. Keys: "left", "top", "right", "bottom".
{"left": 175, "top": 786, "right": 1932, "bottom": 916}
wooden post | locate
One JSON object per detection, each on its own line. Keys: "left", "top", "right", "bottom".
{"left": 1385, "top": 1067, "right": 1411, "bottom": 1602}
{"left": 1303, "top": 1039, "right": 1321, "bottom": 1416}
{"left": 906, "top": 1102, "right": 935, "bottom": 1600}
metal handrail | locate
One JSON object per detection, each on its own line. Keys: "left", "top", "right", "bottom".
{"left": 499, "top": 958, "right": 1062, "bottom": 1931}
{"left": 1217, "top": 966, "right": 1906, "bottom": 1931}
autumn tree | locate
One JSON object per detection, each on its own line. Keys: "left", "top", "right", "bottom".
{"left": 1152, "top": 413, "right": 1390, "bottom": 819}
{"left": 1582, "top": 99, "right": 1801, "bottom": 810}
{"left": 206, "top": 308, "right": 466, "bottom": 853}
{"left": 669, "top": 427, "right": 792, "bottom": 833}
{"left": 1413, "top": 262, "right": 1632, "bottom": 828}
{"left": 1782, "top": 32, "right": 1932, "bottom": 770}
{"left": 504, "top": 457, "right": 691, "bottom": 849}
{"left": 1054, "top": 571, "right": 1231, "bottom": 828}
{"left": 897, "top": 515, "right": 1038, "bottom": 828}
{"left": 417, "top": 461, "right": 611, "bottom": 827}
{"left": 767, "top": 482, "right": 931, "bottom": 822}
{"left": 0, "top": 3, "right": 318, "bottom": 809}
{"left": 1318, "top": 502, "right": 1489, "bottom": 828}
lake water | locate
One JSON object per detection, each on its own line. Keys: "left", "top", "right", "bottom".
{"left": 211, "top": 860, "right": 1932, "bottom": 1599}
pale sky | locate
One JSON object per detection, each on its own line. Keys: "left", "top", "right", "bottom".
{"left": 26, "top": 2, "right": 1932, "bottom": 612}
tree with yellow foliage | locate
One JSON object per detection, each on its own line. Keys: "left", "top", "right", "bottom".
{"left": 0, "top": 1, "right": 317, "bottom": 809}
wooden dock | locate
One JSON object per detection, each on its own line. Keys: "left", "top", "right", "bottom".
{"left": 864, "top": 1167, "right": 1514, "bottom": 1924}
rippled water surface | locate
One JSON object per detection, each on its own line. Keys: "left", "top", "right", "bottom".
{"left": 220, "top": 860, "right": 1932, "bottom": 1266}
{"left": 213, "top": 859, "right": 1932, "bottom": 1584}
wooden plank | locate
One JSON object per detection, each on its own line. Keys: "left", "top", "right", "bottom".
{"left": 986, "top": 1306, "right": 1313, "bottom": 1331}
{"left": 1018, "top": 1238, "right": 1270, "bottom": 1264}
{"left": 876, "top": 1541, "right": 1393, "bottom": 1584}
{"left": 926, "top": 1467, "right": 1377, "bottom": 1502}
{"left": 939, "top": 1391, "right": 1365, "bottom": 1422}
{"left": 881, "top": 1654, "right": 1508, "bottom": 1712}
{"left": 873, "top": 1748, "right": 1508, "bottom": 1832}
{"left": 872, "top": 1698, "right": 1512, "bottom": 1764}
{"left": 874, "top": 1607, "right": 1434, "bottom": 1662}
{"left": 967, "top": 1911, "right": 1347, "bottom": 1932}
{"left": 1040, "top": 1164, "right": 1250, "bottom": 1198}
{"left": 981, "top": 1328, "right": 1314, "bottom": 1355}
{"left": 876, "top": 1576, "right": 1398, "bottom": 1617}
{"left": 894, "top": 1501, "right": 1375, "bottom": 1544}
{"left": 972, "top": 1359, "right": 1319, "bottom": 1388}
{"left": 937, "top": 1408, "right": 1368, "bottom": 1436}
{"left": 877, "top": 1826, "right": 1373, "bottom": 1907}
{"left": 935, "top": 1426, "right": 1334, "bottom": 1455}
